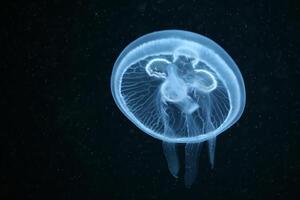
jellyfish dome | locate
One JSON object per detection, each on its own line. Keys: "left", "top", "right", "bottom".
{"left": 111, "top": 30, "right": 246, "bottom": 187}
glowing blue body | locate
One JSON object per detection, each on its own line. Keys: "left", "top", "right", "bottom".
{"left": 111, "top": 30, "right": 246, "bottom": 187}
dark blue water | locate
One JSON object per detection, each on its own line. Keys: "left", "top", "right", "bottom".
{"left": 2, "top": 0, "right": 300, "bottom": 199}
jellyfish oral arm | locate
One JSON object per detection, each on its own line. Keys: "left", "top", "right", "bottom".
{"left": 176, "top": 96, "right": 199, "bottom": 114}
{"left": 185, "top": 143, "right": 202, "bottom": 188}
{"left": 160, "top": 64, "right": 199, "bottom": 114}
{"left": 162, "top": 142, "right": 179, "bottom": 178}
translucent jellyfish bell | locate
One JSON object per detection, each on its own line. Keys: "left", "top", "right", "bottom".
{"left": 111, "top": 30, "right": 246, "bottom": 187}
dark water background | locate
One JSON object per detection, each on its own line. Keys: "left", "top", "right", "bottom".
{"left": 2, "top": 0, "right": 300, "bottom": 199}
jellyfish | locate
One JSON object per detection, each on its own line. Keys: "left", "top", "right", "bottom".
{"left": 111, "top": 30, "right": 246, "bottom": 187}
